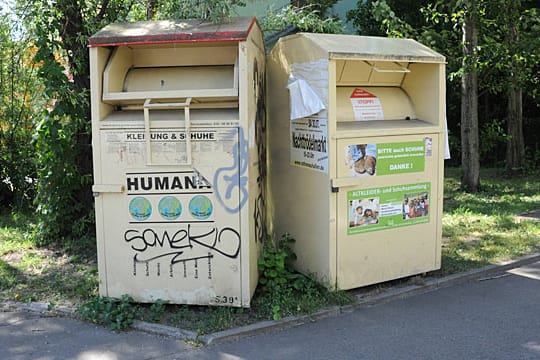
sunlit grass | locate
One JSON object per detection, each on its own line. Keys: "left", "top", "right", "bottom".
{"left": 439, "top": 167, "right": 540, "bottom": 275}
{"left": 0, "top": 212, "right": 98, "bottom": 304}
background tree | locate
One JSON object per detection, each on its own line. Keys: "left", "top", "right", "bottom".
{"left": 460, "top": 0, "right": 480, "bottom": 192}
{"left": 0, "top": 13, "right": 44, "bottom": 209}
{"left": 480, "top": 0, "right": 540, "bottom": 170}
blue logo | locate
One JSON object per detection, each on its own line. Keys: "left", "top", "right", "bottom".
{"left": 189, "top": 195, "right": 213, "bottom": 220}
{"left": 158, "top": 196, "right": 182, "bottom": 220}
{"left": 129, "top": 197, "right": 152, "bottom": 221}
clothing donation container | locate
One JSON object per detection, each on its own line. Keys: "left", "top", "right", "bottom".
{"left": 267, "top": 33, "right": 446, "bottom": 289}
{"left": 89, "top": 17, "right": 266, "bottom": 307}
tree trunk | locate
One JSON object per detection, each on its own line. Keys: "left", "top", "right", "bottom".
{"left": 506, "top": 85, "right": 524, "bottom": 169}
{"left": 146, "top": 0, "right": 158, "bottom": 20}
{"left": 460, "top": 0, "right": 480, "bottom": 193}
{"left": 505, "top": 2, "right": 525, "bottom": 170}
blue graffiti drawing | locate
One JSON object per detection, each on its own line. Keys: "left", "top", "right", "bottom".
{"left": 214, "top": 128, "right": 249, "bottom": 213}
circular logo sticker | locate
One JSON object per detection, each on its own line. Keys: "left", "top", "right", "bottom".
{"left": 158, "top": 196, "right": 182, "bottom": 220}
{"left": 129, "top": 197, "right": 152, "bottom": 221}
{"left": 189, "top": 195, "right": 213, "bottom": 220}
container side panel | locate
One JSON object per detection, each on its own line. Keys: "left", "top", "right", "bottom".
{"left": 267, "top": 41, "right": 332, "bottom": 286}
{"left": 90, "top": 46, "right": 114, "bottom": 295}
{"left": 244, "top": 25, "right": 266, "bottom": 302}
{"left": 401, "top": 63, "right": 444, "bottom": 128}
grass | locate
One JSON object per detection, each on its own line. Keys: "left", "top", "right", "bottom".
{"left": 0, "top": 212, "right": 98, "bottom": 305}
{"left": 1, "top": 167, "right": 539, "bottom": 334}
{"left": 439, "top": 167, "right": 540, "bottom": 275}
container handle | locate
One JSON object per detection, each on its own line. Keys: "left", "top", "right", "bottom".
{"left": 143, "top": 98, "right": 192, "bottom": 166}
{"left": 372, "top": 62, "right": 410, "bottom": 73}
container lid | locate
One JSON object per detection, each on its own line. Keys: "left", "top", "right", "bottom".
{"left": 89, "top": 17, "right": 258, "bottom": 47}
{"left": 280, "top": 33, "right": 445, "bottom": 63}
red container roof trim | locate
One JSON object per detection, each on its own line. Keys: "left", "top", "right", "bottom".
{"left": 89, "top": 17, "right": 259, "bottom": 47}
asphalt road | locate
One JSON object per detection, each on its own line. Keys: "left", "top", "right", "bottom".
{"left": 1, "top": 260, "right": 539, "bottom": 360}
{"left": 182, "top": 261, "right": 540, "bottom": 360}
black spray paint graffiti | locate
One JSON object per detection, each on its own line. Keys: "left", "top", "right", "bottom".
{"left": 253, "top": 58, "right": 267, "bottom": 243}
{"left": 124, "top": 224, "right": 240, "bottom": 279}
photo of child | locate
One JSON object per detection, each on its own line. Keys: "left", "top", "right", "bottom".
{"left": 349, "top": 197, "right": 380, "bottom": 228}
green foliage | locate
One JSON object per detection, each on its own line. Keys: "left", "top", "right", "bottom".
{"left": 347, "top": 0, "right": 429, "bottom": 37}
{"left": 148, "top": 299, "right": 169, "bottom": 322}
{"left": 479, "top": 119, "right": 510, "bottom": 166}
{"left": 369, "top": 0, "right": 417, "bottom": 38}
{"left": 77, "top": 295, "right": 137, "bottom": 331}
{"left": 258, "top": 234, "right": 303, "bottom": 294}
{"left": 153, "top": 0, "right": 246, "bottom": 22}
{"left": 262, "top": 4, "right": 344, "bottom": 34}
{"left": 0, "top": 16, "right": 44, "bottom": 209}
{"left": 32, "top": 110, "right": 94, "bottom": 244}
{"left": 18, "top": 1, "right": 95, "bottom": 243}
{"left": 256, "top": 234, "right": 354, "bottom": 321}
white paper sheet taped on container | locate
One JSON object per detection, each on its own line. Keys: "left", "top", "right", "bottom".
{"left": 287, "top": 77, "right": 326, "bottom": 120}
{"left": 349, "top": 88, "right": 384, "bottom": 121}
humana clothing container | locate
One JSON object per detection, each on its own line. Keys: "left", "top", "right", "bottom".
{"left": 89, "top": 17, "right": 266, "bottom": 306}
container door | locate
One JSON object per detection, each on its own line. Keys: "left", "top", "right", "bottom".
{"left": 96, "top": 118, "right": 244, "bottom": 306}
{"left": 334, "top": 134, "right": 442, "bottom": 289}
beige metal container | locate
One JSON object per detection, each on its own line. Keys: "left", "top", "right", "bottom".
{"left": 89, "top": 18, "right": 266, "bottom": 307}
{"left": 267, "top": 33, "right": 446, "bottom": 289}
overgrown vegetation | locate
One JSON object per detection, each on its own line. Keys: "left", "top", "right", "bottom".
{"left": 0, "top": 15, "right": 44, "bottom": 209}
{"left": 254, "top": 234, "right": 354, "bottom": 321}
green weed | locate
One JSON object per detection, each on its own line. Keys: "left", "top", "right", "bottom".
{"left": 77, "top": 295, "right": 136, "bottom": 331}
{"left": 254, "top": 234, "right": 354, "bottom": 321}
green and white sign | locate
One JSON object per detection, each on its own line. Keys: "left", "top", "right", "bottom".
{"left": 376, "top": 141, "right": 425, "bottom": 175}
{"left": 347, "top": 182, "right": 431, "bottom": 235}
{"left": 345, "top": 140, "right": 428, "bottom": 178}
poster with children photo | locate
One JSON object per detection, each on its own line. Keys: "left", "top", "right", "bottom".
{"left": 345, "top": 144, "right": 377, "bottom": 177}
{"left": 402, "top": 192, "right": 429, "bottom": 220}
{"left": 348, "top": 198, "right": 380, "bottom": 228}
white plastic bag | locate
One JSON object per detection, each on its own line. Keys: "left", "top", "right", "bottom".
{"left": 287, "top": 77, "right": 326, "bottom": 120}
